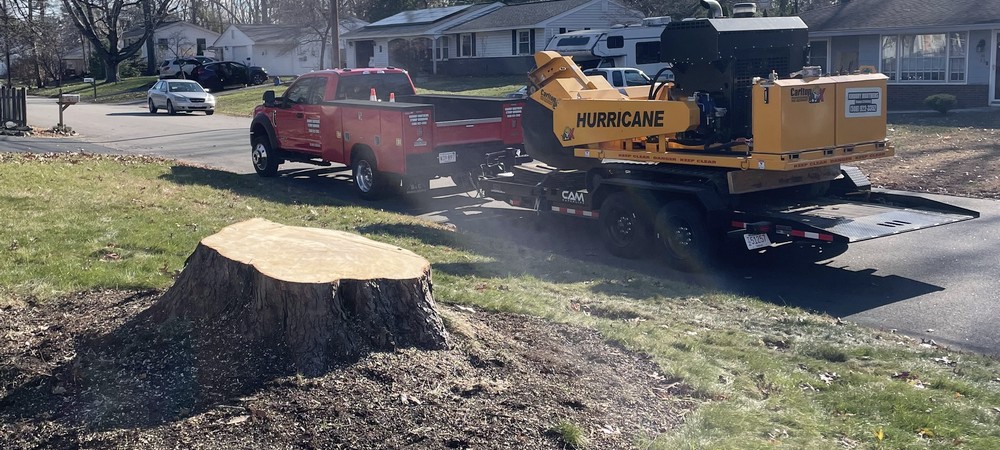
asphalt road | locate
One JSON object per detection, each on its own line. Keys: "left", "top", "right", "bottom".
{"left": 6, "top": 96, "right": 1000, "bottom": 356}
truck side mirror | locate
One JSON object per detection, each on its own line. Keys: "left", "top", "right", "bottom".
{"left": 263, "top": 90, "right": 276, "bottom": 107}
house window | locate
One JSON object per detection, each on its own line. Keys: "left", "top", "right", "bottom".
{"left": 157, "top": 38, "right": 168, "bottom": 50}
{"left": 881, "top": 32, "right": 967, "bottom": 83}
{"left": 809, "top": 40, "right": 828, "bottom": 70}
{"left": 635, "top": 41, "right": 659, "bottom": 65}
{"left": 459, "top": 33, "right": 473, "bottom": 57}
{"left": 196, "top": 38, "right": 206, "bottom": 56}
{"left": 516, "top": 30, "right": 532, "bottom": 55}
{"left": 948, "top": 32, "right": 967, "bottom": 81}
{"left": 436, "top": 36, "right": 449, "bottom": 60}
{"left": 881, "top": 36, "right": 897, "bottom": 81}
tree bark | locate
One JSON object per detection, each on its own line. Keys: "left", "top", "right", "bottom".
{"left": 147, "top": 218, "right": 450, "bottom": 375}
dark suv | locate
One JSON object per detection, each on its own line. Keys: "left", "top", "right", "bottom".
{"left": 192, "top": 61, "right": 268, "bottom": 92}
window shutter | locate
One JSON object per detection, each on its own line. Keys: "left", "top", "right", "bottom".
{"left": 512, "top": 29, "right": 517, "bottom": 55}
{"left": 456, "top": 35, "right": 460, "bottom": 56}
{"left": 530, "top": 29, "right": 536, "bottom": 54}
{"left": 471, "top": 33, "right": 477, "bottom": 56}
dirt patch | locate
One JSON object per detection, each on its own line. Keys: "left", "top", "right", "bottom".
{"left": 856, "top": 111, "right": 1000, "bottom": 199}
{"left": 0, "top": 290, "right": 697, "bottom": 449}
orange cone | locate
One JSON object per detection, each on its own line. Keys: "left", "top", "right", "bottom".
{"left": 389, "top": 92, "right": 395, "bottom": 103}
{"left": 369, "top": 88, "right": 377, "bottom": 101}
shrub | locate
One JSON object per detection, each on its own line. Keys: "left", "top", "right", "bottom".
{"left": 924, "top": 93, "right": 957, "bottom": 114}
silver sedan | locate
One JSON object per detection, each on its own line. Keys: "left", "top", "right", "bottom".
{"left": 147, "top": 79, "right": 216, "bottom": 115}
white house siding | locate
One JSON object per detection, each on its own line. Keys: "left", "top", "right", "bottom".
{"left": 214, "top": 26, "right": 255, "bottom": 62}
{"left": 540, "top": 0, "right": 643, "bottom": 45}
{"left": 858, "top": 35, "right": 880, "bottom": 68}
{"left": 154, "top": 23, "right": 221, "bottom": 62}
{"left": 968, "top": 29, "right": 992, "bottom": 85}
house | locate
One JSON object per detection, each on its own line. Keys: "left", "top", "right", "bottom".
{"left": 343, "top": 0, "right": 644, "bottom": 76}
{"left": 799, "top": 0, "right": 1000, "bottom": 110}
{"left": 123, "top": 20, "right": 221, "bottom": 64}
{"left": 213, "top": 18, "right": 368, "bottom": 76}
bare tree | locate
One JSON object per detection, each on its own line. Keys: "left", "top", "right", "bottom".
{"left": 61, "top": 0, "right": 173, "bottom": 82}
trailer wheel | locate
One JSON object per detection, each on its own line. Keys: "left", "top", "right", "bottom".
{"left": 655, "top": 200, "right": 717, "bottom": 271}
{"left": 251, "top": 136, "right": 280, "bottom": 177}
{"left": 352, "top": 155, "right": 383, "bottom": 200}
{"left": 598, "top": 192, "right": 653, "bottom": 259}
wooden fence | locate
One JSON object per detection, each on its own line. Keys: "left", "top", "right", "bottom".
{"left": 1, "top": 86, "right": 28, "bottom": 127}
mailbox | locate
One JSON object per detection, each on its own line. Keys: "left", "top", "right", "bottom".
{"left": 58, "top": 94, "right": 80, "bottom": 105}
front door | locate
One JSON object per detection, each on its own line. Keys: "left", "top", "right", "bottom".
{"left": 273, "top": 77, "right": 315, "bottom": 152}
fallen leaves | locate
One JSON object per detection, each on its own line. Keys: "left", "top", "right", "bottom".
{"left": 819, "top": 372, "right": 839, "bottom": 385}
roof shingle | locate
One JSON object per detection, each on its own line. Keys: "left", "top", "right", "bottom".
{"left": 799, "top": 0, "right": 1000, "bottom": 32}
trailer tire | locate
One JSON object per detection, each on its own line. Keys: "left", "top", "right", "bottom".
{"left": 251, "top": 136, "right": 280, "bottom": 177}
{"left": 598, "top": 192, "right": 653, "bottom": 259}
{"left": 655, "top": 200, "right": 717, "bottom": 272}
{"left": 352, "top": 154, "right": 384, "bottom": 200}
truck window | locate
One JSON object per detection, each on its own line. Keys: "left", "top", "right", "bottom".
{"left": 335, "top": 73, "right": 416, "bottom": 101}
{"left": 306, "top": 78, "right": 328, "bottom": 104}
{"left": 606, "top": 36, "right": 624, "bottom": 49}
{"left": 284, "top": 78, "right": 314, "bottom": 105}
{"left": 612, "top": 71, "right": 623, "bottom": 86}
{"left": 624, "top": 70, "right": 652, "bottom": 86}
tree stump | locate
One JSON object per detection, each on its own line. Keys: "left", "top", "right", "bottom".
{"left": 147, "top": 218, "right": 450, "bottom": 374}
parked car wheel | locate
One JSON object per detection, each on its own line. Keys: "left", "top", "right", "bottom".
{"left": 148, "top": 99, "right": 157, "bottom": 114}
{"left": 251, "top": 73, "right": 267, "bottom": 85}
{"left": 251, "top": 136, "right": 280, "bottom": 177}
{"left": 205, "top": 110, "right": 215, "bottom": 116}
{"left": 167, "top": 100, "right": 177, "bottom": 115}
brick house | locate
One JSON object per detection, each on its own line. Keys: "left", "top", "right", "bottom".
{"left": 799, "top": 0, "right": 1000, "bottom": 110}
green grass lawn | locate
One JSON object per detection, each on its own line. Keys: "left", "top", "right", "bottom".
{"left": 2, "top": 152, "right": 999, "bottom": 449}
{"left": 30, "top": 77, "right": 158, "bottom": 104}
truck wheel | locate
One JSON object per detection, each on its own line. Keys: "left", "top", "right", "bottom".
{"left": 251, "top": 137, "right": 280, "bottom": 177}
{"left": 148, "top": 99, "right": 157, "bottom": 114}
{"left": 352, "top": 155, "right": 383, "bottom": 200}
{"left": 598, "top": 192, "right": 653, "bottom": 259}
{"left": 655, "top": 200, "right": 717, "bottom": 271}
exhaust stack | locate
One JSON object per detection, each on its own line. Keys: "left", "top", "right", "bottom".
{"left": 700, "top": 0, "right": 724, "bottom": 18}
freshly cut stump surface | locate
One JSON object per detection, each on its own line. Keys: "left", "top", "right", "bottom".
{"left": 148, "top": 218, "right": 449, "bottom": 374}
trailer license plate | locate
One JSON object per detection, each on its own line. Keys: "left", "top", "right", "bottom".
{"left": 743, "top": 233, "right": 771, "bottom": 250}
{"left": 438, "top": 151, "right": 457, "bottom": 164}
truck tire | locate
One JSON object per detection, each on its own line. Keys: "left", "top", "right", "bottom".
{"left": 655, "top": 200, "right": 717, "bottom": 271}
{"left": 598, "top": 192, "right": 653, "bottom": 259}
{"left": 251, "top": 136, "right": 280, "bottom": 177}
{"left": 352, "top": 154, "right": 383, "bottom": 200}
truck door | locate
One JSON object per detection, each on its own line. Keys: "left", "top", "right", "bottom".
{"left": 297, "top": 77, "right": 329, "bottom": 156}
{"left": 272, "top": 77, "right": 315, "bottom": 152}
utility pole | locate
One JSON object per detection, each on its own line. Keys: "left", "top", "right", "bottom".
{"left": 330, "top": 0, "right": 340, "bottom": 68}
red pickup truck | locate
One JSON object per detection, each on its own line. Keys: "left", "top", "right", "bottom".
{"left": 249, "top": 68, "right": 525, "bottom": 198}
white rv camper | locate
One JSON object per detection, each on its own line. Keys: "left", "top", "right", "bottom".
{"left": 544, "top": 17, "right": 674, "bottom": 80}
